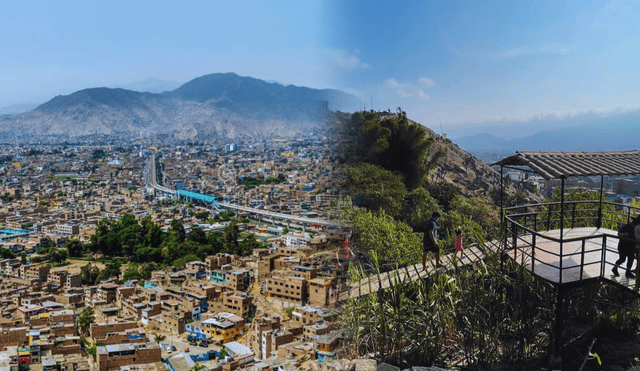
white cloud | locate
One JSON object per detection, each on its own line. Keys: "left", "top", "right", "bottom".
{"left": 328, "top": 49, "right": 370, "bottom": 70}
{"left": 418, "top": 77, "right": 436, "bottom": 87}
{"left": 497, "top": 43, "right": 570, "bottom": 59}
{"left": 384, "top": 78, "right": 430, "bottom": 100}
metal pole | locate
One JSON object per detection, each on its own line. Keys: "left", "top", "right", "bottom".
{"left": 553, "top": 285, "right": 565, "bottom": 355}
{"left": 500, "top": 165, "right": 504, "bottom": 223}
{"left": 598, "top": 175, "right": 604, "bottom": 229}
{"left": 560, "top": 177, "right": 565, "bottom": 284}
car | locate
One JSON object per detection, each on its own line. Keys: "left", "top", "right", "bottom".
{"left": 171, "top": 346, "right": 177, "bottom": 352}
{"left": 199, "top": 341, "right": 208, "bottom": 348}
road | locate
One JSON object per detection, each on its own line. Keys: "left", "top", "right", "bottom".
{"left": 146, "top": 151, "right": 340, "bottom": 227}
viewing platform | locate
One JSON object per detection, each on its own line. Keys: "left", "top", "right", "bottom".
{"left": 499, "top": 200, "right": 640, "bottom": 292}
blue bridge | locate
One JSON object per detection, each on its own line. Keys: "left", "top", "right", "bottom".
{"left": 0, "top": 228, "right": 28, "bottom": 235}
{"left": 178, "top": 190, "right": 221, "bottom": 209}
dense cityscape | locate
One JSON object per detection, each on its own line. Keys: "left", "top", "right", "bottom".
{"left": 0, "top": 132, "right": 361, "bottom": 371}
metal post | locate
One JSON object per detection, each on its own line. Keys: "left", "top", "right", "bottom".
{"left": 532, "top": 233, "right": 536, "bottom": 274}
{"left": 512, "top": 220, "right": 517, "bottom": 260}
{"left": 553, "top": 285, "right": 565, "bottom": 355}
{"left": 597, "top": 175, "right": 604, "bottom": 229}
{"left": 572, "top": 203, "right": 576, "bottom": 229}
{"left": 500, "top": 165, "right": 504, "bottom": 223}
{"left": 548, "top": 203, "right": 552, "bottom": 231}
{"left": 580, "top": 239, "right": 586, "bottom": 281}
{"left": 560, "top": 177, "right": 565, "bottom": 284}
{"left": 601, "top": 235, "right": 607, "bottom": 278}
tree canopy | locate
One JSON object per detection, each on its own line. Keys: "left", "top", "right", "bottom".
{"left": 86, "top": 214, "right": 267, "bottom": 267}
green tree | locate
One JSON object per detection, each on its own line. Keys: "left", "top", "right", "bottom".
{"left": 351, "top": 110, "right": 445, "bottom": 189}
{"left": 122, "top": 263, "right": 143, "bottom": 281}
{"left": 0, "top": 248, "right": 14, "bottom": 259}
{"left": 239, "top": 233, "right": 264, "bottom": 256}
{"left": 66, "top": 239, "right": 84, "bottom": 257}
{"left": 78, "top": 307, "right": 95, "bottom": 334}
{"left": 81, "top": 263, "right": 100, "bottom": 285}
{"left": 154, "top": 335, "right": 166, "bottom": 344}
{"left": 96, "top": 260, "right": 122, "bottom": 282}
{"left": 195, "top": 211, "right": 211, "bottom": 221}
{"left": 223, "top": 223, "right": 240, "bottom": 254}
{"left": 449, "top": 195, "right": 500, "bottom": 239}
{"left": 402, "top": 187, "right": 440, "bottom": 229}
{"left": 347, "top": 163, "right": 406, "bottom": 218}
{"left": 20, "top": 252, "right": 27, "bottom": 264}
{"left": 173, "top": 254, "right": 200, "bottom": 268}
{"left": 170, "top": 219, "right": 186, "bottom": 243}
{"left": 187, "top": 226, "right": 207, "bottom": 245}
{"left": 425, "top": 182, "right": 462, "bottom": 211}
{"left": 49, "top": 248, "right": 68, "bottom": 264}
{"left": 343, "top": 207, "right": 422, "bottom": 267}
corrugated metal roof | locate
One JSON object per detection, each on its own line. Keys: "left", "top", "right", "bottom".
{"left": 492, "top": 151, "right": 640, "bottom": 180}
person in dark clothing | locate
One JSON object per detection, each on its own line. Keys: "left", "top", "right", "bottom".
{"left": 422, "top": 211, "right": 441, "bottom": 270}
{"left": 613, "top": 215, "right": 640, "bottom": 278}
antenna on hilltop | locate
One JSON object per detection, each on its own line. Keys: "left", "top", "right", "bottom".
{"left": 371, "top": 95, "right": 373, "bottom": 111}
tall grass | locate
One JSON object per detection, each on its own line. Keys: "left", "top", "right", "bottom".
{"left": 340, "top": 240, "right": 557, "bottom": 367}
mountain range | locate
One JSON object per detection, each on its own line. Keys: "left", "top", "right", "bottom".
{"left": 453, "top": 108, "right": 640, "bottom": 157}
{"left": 0, "top": 73, "right": 360, "bottom": 140}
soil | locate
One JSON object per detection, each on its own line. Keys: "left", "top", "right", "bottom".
{"left": 51, "top": 258, "right": 105, "bottom": 275}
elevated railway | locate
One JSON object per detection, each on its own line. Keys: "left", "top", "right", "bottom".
{"left": 146, "top": 152, "right": 340, "bottom": 227}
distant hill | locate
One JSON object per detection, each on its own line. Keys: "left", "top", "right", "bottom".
{"left": 453, "top": 108, "right": 640, "bottom": 157}
{"left": 0, "top": 73, "right": 361, "bottom": 140}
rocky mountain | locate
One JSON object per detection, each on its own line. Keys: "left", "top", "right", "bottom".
{"left": 0, "top": 73, "right": 360, "bottom": 140}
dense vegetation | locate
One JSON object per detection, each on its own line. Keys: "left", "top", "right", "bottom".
{"left": 238, "top": 174, "right": 286, "bottom": 189}
{"left": 47, "top": 213, "right": 270, "bottom": 285}
{"left": 345, "top": 111, "right": 499, "bottom": 268}
{"left": 340, "top": 111, "right": 640, "bottom": 369}
{"left": 84, "top": 214, "right": 266, "bottom": 265}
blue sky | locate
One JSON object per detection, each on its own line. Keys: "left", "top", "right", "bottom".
{"left": 325, "top": 0, "right": 640, "bottom": 137}
{"left": 2, "top": 0, "right": 640, "bottom": 138}
{"left": 0, "top": 0, "right": 328, "bottom": 105}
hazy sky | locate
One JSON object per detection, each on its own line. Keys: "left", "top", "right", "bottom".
{"left": 2, "top": 0, "right": 640, "bottom": 136}
{"left": 0, "top": 0, "right": 328, "bottom": 105}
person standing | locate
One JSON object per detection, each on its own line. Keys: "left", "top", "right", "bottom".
{"left": 422, "top": 212, "right": 442, "bottom": 270}
{"left": 343, "top": 230, "right": 353, "bottom": 260}
{"left": 454, "top": 227, "right": 464, "bottom": 259}
{"left": 614, "top": 215, "right": 640, "bottom": 278}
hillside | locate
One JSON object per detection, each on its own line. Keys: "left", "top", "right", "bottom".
{"left": 0, "top": 73, "right": 361, "bottom": 140}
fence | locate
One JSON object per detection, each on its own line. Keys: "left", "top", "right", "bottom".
{"left": 504, "top": 200, "right": 640, "bottom": 289}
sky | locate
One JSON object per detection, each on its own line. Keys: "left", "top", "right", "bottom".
{"left": 2, "top": 0, "right": 640, "bottom": 138}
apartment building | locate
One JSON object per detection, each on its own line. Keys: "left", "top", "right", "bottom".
{"left": 96, "top": 342, "right": 161, "bottom": 371}
{"left": 265, "top": 276, "right": 307, "bottom": 304}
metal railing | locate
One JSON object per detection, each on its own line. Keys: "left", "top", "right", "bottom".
{"left": 503, "top": 200, "right": 640, "bottom": 291}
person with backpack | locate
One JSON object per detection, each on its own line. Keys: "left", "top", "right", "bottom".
{"left": 613, "top": 215, "right": 640, "bottom": 278}
{"left": 421, "top": 212, "right": 442, "bottom": 270}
